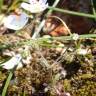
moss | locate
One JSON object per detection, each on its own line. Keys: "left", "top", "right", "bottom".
{"left": 0, "top": 71, "right": 7, "bottom": 94}
{"left": 70, "top": 74, "right": 96, "bottom": 96}
{"left": 63, "top": 79, "right": 71, "bottom": 91}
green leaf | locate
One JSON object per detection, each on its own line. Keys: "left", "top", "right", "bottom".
{"left": 2, "top": 71, "right": 13, "bottom": 96}
{"left": 0, "top": 0, "right": 3, "bottom": 13}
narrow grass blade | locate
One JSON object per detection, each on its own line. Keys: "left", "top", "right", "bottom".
{"left": 91, "top": 0, "right": 96, "bottom": 20}
{"left": 48, "top": 6, "right": 96, "bottom": 19}
{"left": 2, "top": 71, "right": 13, "bottom": 96}
{"left": 0, "top": 0, "right": 3, "bottom": 13}
{"left": 51, "top": 34, "right": 96, "bottom": 41}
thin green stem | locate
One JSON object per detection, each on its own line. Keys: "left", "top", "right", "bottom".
{"left": 0, "top": 0, "right": 3, "bottom": 13}
{"left": 48, "top": 6, "right": 96, "bottom": 19}
{"left": 0, "top": 34, "right": 96, "bottom": 50}
{"left": 46, "top": 0, "right": 60, "bottom": 16}
{"left": 52, "top": 34, "right": 96, "bottom": 41}
{"left": 2, "top": 71, "right": 13, "bottom": 96}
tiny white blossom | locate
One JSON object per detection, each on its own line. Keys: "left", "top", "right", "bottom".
{"left": 60, "top": 69, "right": 67, "bottom": 78}
{"left": 77, "top": 48, "right": 88, "bottom": 55}
{"left": 18, "top": 46, "right": 32, "bottom": 65}
{"left": 1, "top": 54, "right": 22, "bottom": 70}
{"left": 44, "top": 87, "right": 49, "bottom": 92}
{"left": 3, "top": 12, "right": 28, "bottom": 30}
{"left": 72, "top": 33, "right": 79, "bottom": 40}
{"left": 64, "top": 92, "right": 71, "bottom": 96}
{"left": 21, "top": 0, "right": 48, "bottom": 13}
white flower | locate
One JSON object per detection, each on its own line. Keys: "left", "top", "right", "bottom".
{"left": 21, "top": 0, "right": 48, "bottom": 13}
{"left": 60, "top": 69, "right": 67, "bottom": 78}
{"left": 76, "top": 48, "right": 88, "bottom": 55}
{"left": 3, "top": 12, "right": 28, "bottom": 30}
{"left": 64, "top": 92, "right": 71, "bottom": 96}
{"left": 1, "top": 54, "right": 22, "bottom": 70}
{"left": 72, "top": 33, "right": 79, "bottom": 40}
{"left": 17, "top": 46, "right": 32, "bottom": 65}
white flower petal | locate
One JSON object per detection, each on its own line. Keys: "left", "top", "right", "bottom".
{"left": 64, "top": 92, "right": 71, "bottom": 96}
{"left": 21, "top": 0, "right": 48, "bottom": 13}
{"left": 3, "top": 12, "right": 28, "bottom": 30}
{"left": 29, "top": 0, "right": 38, "bottom": 4}
{"left": 72, "top": 33, "right": 79, "bottom": 40}
{"left": 77, "top": 48, "right": 88, "bottom": 55}
{"left": 39, "top": 0, "right": 47, "bottom": 4}
{"left": 21, "top": 3, "right": 31, "bottom": 12}
{"left": 1, "top": 54, "right": 22, "bottom": 70}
